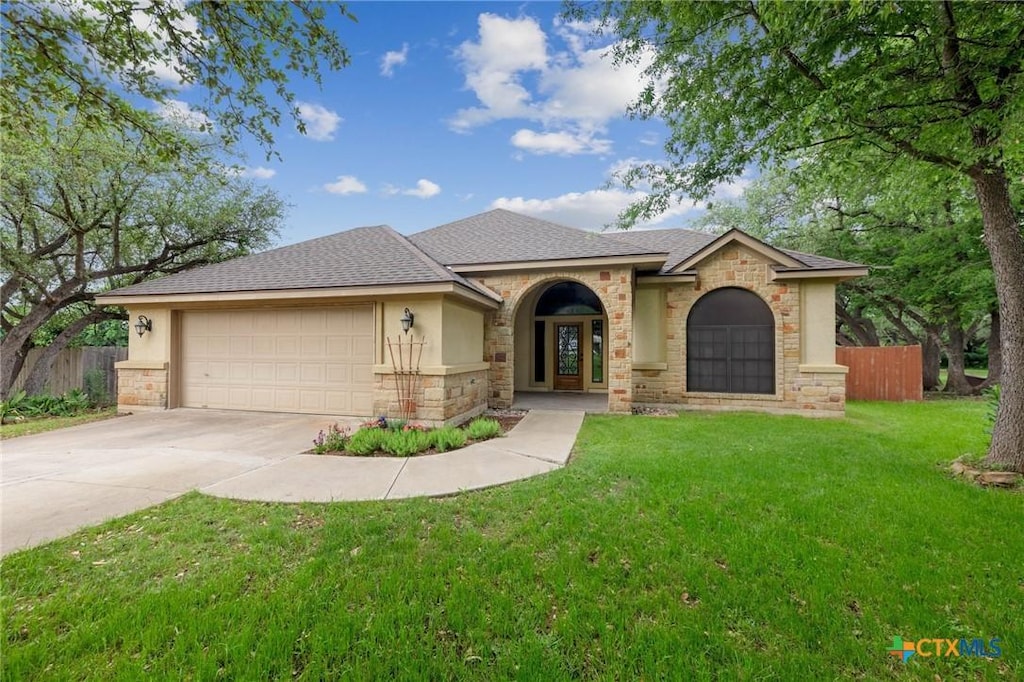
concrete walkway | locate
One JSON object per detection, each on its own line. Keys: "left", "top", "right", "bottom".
{"left": 202, "top": 409, "right": 583, "bottom": 502}
{"left": 1, "top": 409, "right": 583, "bottom": 555}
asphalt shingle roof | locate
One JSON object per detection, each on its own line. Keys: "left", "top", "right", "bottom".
{"left": 408, "top": 209, "right": 664, "bottom": 265}
{"left": 104, "top": 210, "right": 864, "bottom": 298}
{"left": 609, "top": 228, "right": 865, "bottom": 273}
{"left": 104, "top": 225, "right": 499, "bottom": 299}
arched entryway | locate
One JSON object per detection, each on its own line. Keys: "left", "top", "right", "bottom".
{"left": 686, "top": 287, "right": 775, "bottom": 394}
{"left": 513, "top": 280, "right": 608, "bottom": 394}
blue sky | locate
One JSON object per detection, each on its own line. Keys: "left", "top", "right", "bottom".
{"left": 166, "top": 2, "right": 747, "bottom": 245}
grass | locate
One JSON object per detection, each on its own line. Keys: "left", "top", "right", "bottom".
{"left": 937, "top": 367, "right": 989, "bottom": 386}
{"left": 2, "top": 401, "right": 1021, "bottom": 680}
{"left": 0, "top": 407, "right": 117, "bottom": 439}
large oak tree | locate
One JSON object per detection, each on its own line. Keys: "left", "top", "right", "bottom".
{"left": 580, "top": 1, "right": 1024, "bottom": 471}
{"left": 1, "top": 122, "right": 284, "bottom": 398}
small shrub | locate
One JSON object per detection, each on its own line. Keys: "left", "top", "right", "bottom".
{"left": 381, "top": 428, "right": 432, "bottom": 457}
{"left": 312, "top": 423, "right": 349, "bottom": 454}
{"left": 0, "top": 390, "right": 29, "bottom": 423}
{"left": 431, "top": 425, "right": 467, "bottom": 452}
{"left": 465, "top": 417, "right": 501, "bottom": 441}
{"left": 62, "top": 389, "right": 92, "bottom": 413}
{"left": 83, "top": 369, "right": 111, "bottom": 406}
{"left": 346, "top": 427, "right": 388, "bottom": 456}
{"left": 387, "top": 419, "right": 408, "bottom": 432}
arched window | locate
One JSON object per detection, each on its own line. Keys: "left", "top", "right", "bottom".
{"left": 687, "top": 288, "right": 774, "bottom": 394}
{"left": 535, "top": 281, "right": 603, "bottom": 316}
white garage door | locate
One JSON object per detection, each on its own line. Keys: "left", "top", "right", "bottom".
{"left": 181, "top": 306, "right": 374, "bottom": 415}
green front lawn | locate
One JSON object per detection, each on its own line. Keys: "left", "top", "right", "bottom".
{"left": 2, "top": 402, "right": 1020, "bottom": 680}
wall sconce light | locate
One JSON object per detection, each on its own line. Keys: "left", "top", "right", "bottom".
{"left": 134, "top": 315, "right": 152, "bottom": 337}
{"left": 400, "top": 307, "right": 415, "bottom": 335}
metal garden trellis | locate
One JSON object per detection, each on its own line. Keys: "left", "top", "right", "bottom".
{"left": 385, "top": 335, "right": 425, "bottom": 421}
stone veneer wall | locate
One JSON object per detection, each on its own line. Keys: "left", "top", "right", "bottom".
{"left": 631, "top": 244, "right": 846, "bottom": 416}
{"left": 372, "top": 369, "right": 488, "bottom": 425}
{"left": 117, "top": 366, "right": 168, "bottom": 411}
{"left": 477, "top": 268, "right": 634, "bottom": 413}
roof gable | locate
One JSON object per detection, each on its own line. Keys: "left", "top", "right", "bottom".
{"left": 669, "top": 228, "right": 805, "bottom": 272}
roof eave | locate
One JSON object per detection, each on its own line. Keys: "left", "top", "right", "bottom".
{"left": 769, "top": 266, "right": 869, "bottom": 282}
{"left": 95, "top": 280, "right": 502, "bottom": 309}
{"left": 448, "top": 253, "right": 669, "bottom": 274}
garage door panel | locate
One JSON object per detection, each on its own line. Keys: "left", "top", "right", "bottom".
{"left": 300, "top": 363, "right": 324, "bottom": 383}
{"left": 326, "top": 364, "right": 351, "bottom": 384}
{"left": 253, "top": 337, "right": 275, "bottom": 356}
{"left": 353, "top": 336, "right": 374, "bottom": 357}
{"left": 182, "top": 306, "right": 373, "bottom": 416}
{"left": 229, "top": 312, "right": 254, "bottom": 333}
{"left": 276, "top": 336, "right": 299, "bottom": 355}
{"left": 300, "top": 337, "right": 324, "bottom": 356}
{"left": 230, "top": 336, "right": 252, "bottom": 356}
{"left": 326, "top": 336, "right": 352, "bottom": 356}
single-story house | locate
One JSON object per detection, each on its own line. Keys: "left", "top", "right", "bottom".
{"left": 97, "top": 209, "right": 867, "bottom": 422}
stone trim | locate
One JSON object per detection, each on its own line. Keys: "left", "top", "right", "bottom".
{"left": 372, "top": 362, "right": 490, "bottom": 376}
{"left": 372, "top": 368, "right": 488, "bottom": 426}
{"left": 115, "top": 361, "right": 168, "bottom": 370}
{"left": 117, "top": 366, "right": 168, "bottom": 412}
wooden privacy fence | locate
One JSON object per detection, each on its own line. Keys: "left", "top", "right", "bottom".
{"left": 836, "top": 345, "right": 923, "bottom": 402}
{"left": 10, "top": 346, "right": 126, "bottom": 401}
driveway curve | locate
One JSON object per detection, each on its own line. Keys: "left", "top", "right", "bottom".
{"left": 1, "top": 409, "right": 581, "bottom": 556}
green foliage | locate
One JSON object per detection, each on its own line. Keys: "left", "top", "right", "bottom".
{"left": 312, "top": 424, "right": 349, "bottom": 454}
{"left": 82, "top": 369, "right": 112, "bottom": 407}
{"left": 1, "top": 119, "right": 285, "bottom": 396}
{"left": 1, "top": 390, "right": 95, "bottom": 422}
{"left": 583, "top": 1, "right": 1024, "bottom": 223}
{"left": 345, "top": 428, "right": 388, "bottom": 457}
{"left": 0, "top": 390, "right": 29, "bottom": 422}
{"left": 380, "top": 429, "right": 433, "bottom": 457}
{"left": 1, "top": 1, "right": 354, "bottom": 158}
{"left": 465, "top": 418, "right": 501, "bottom": 441}
{"left": 430, "top": 426, "right": 468, "bottom": 453}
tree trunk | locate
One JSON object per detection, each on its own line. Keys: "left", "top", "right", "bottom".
{"left": 978, "top": 308, "right": 1001, "bottom": 389}
{"left": 922, "top": 333, "right": 942, "bottom": 392}
{"left": 835, "top": 302, "right": 880, "bottom": 346}
{"left": 942, "top": 324, "right": 976, "bottom": 395}
{"left": 971, "top": 168, "right": 1024, "bottom": 472}
{"left": 0, "top": 334, "right": 33, "bottom": 400}
{"left": 20, "top": 309, "right": 121, "bottom": 396}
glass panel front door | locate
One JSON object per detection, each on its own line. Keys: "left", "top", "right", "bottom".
{"left": 554, "top": 323, "right": 582, "bottom": 390}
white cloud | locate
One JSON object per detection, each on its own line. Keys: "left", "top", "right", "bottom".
{"left": 241, "top": 166, "right": 276, "bottom": 179}
{"left": 403, "top": 179, "right": 442, "bottom": 199}
{"left": 638, "top": 131, "right": 660, "bottom": 146}
{"left": 450, "top": 14, "right": 548, "bottom": 131}
{"left": 511, "top": 128, "right": 611, "bottom": 156}
{"left": 297, "top": 102, "right": 342, "bottom": 141}
{"left": 491, "top": 164, "right": 754, "bottom": 230}
{"left": 155, "top": 99, "right": 211, "bottom": 131}
{"left": 491, "top": 189, "right": 697, "bottom": 230}
{"left": 323, "top": 175, "right": 367, "bottom": 195}
{"left": 449, "top": 13, "right": 657, "bottom": 156}
{"left": 380, "top": 43, "right": 409, "bottom": 77}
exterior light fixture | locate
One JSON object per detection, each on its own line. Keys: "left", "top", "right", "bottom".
{"left": 400, "top": 307, "right": 415, "bottom": 334}
{"left": 134, "top": 315, "right": 152, "bottom": 337}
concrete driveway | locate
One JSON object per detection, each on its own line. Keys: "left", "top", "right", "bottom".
{"left": 1, "top": 409, "right": 357, "bottom": 556}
